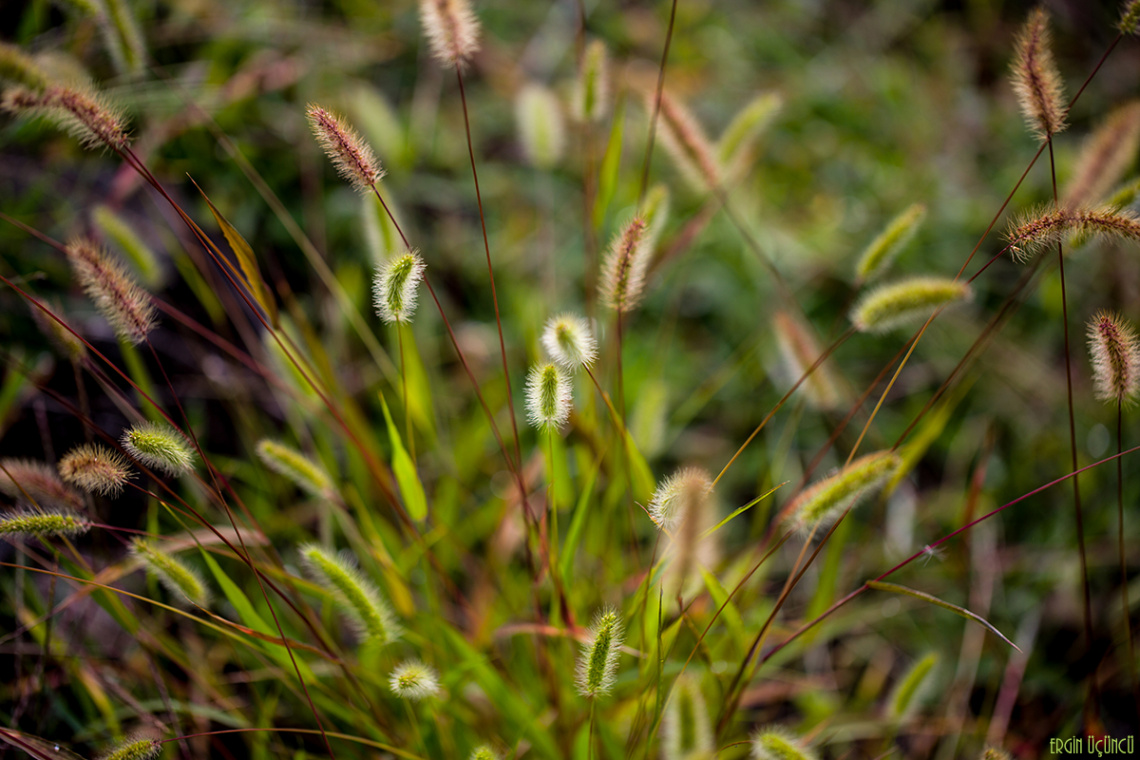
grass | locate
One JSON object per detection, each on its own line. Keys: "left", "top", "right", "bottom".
{"left": 2, "top": 1, "right": 1140, "bottom": 758}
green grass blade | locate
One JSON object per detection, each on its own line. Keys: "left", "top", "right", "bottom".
{"left": 867, "top": 581, "right": 1020, "bottom": 651}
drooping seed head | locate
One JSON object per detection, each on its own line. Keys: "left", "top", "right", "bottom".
{"left": 0, "top": 458, "right": 84, "bottom": 510}
{"left": 307, "top": 103, "right": 384, "bottom": 193}
{"left": 773, "top": 311, "right": 841, "bottom": 410}
{"left": 419, "top": 0, "right": 481, "bottom": 68}
{"left": 571, "top": 39, "right": 608, "bottom": 124}
{"left": 3, "top": 83, "right": 130, "bottom": 150}
{"left": 888, "top": 652, "right": 938, "bottom": 721}
{"left": 0, "top": 42, "right": 50, "bottom": 89}
{"left": 651, "top": 89, "right": 720, "bottom": 192}
{"left": 0, "top": 508, "right": 91, "bottom": 538}
{"left": 1010, "top": 7, "right": 1067, "bottom": 142}
{"left": 1007, "top": 206, "right": 1140, "bottom": 261}
{"left": 256, "top": 440, "right": 335, "bottom": 498}
{"left": 599, "top": 217, "right": 649, "bottom": 313}
{"left": 66, "top": 236, "right": 157, "bottom": 345}
{"left": 98, "top": 735, "right": 162, "bottom": 760}
{"left": 750, "top": 726, "right": 818, "bottom": 760}
{"left": 855, "top": 203, "right": 927, "bottom": 283}
{"left": 540, "top": 313, "right": 597, "bottom": 371}
{"left": 389, "top": 659, "right": 441, "bottom": 700}
{"left": 784, "top": 451, "right": 901, "bottom": 534}
{"left": 850, "top": 277, "right": 971, "bottom": 333}
{"left": 662, "top": 675, "right": 713, "bottom": 760}
{"left": 525, "top": 363, "right": 572, "bottom": 432}
{"left": 516, "top": 83, "right": 565, "bottom": 169}
{"left": 58, "top": 443, "right": 133, "bottom": 497}
{"left": 1087, "top": 311, "right": 1139, "bottom": 406}
{"left": 301, "top": 544, "right": 400, "bottom": 645}
{"left": 1062, "top": 102, "right": 1140, "bottom": 210}
{"left": 131, "top": 537, "right": 210, "bottom": 607}
{"left": 120, "top": 422, "right": 196, "bottom": 477}
{"left": 576, "top": 607, "right": 624, "bottom": 698}
{"left": 648, "top": 467, "right": 713, "bottom": 532}
{"left": 374, "top": 251, "right": 426, "bottom": 324}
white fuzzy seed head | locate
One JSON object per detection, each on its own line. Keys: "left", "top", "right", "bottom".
{"left": 648, "top": 467, "right": 713, "bottom": 532}
{"left": 576, "top": 607, "right": 624, "bottom": 698}
{"left": 540, "top": 313, "right": 597, "bottom": 371}
{"left": 1088, "top": 311, "right": 1140, "bottom": 406}
{"left": 374, "top": 251, "right": 426, "bottom": 324}
{"left": 525, "top": 363, "right": 572, "bottom": 432}
{"left": 419, "top": 0, "right": 481, "bottom": 68}
{"left": 389, "top": 659, "right": 441, "bottom": 700}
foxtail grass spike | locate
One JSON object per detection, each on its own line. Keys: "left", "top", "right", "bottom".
{"left": 307, "top": 103, "right": 384, "bottom": 193}
{"left": 571, "top": 39, "right": 608, "bottom": 124}
{"left": 658, "top": 468, "right": 719, "bottom": 599}
{"left": 0, "top": 42, "right": 50, "bottom": 89}
{"left": 599, "top": 217, "right": 649, "bottom": 313}
{"left": 751, "top": 726, "right": 818, "bottom": 760}
{"left": 1088, "top": 312, "right": 1139, "bottom": 406}
{"left": 65, "top": 237, "right": 157, "bottom": 345}
{"left": 419, "top": 0, "right": 481, "bottom": 68}
{"left": 516, "top": 83, "right": 565, "bottom": 169}
{"left": 540, "top": 313, "right": 597, "bottom": 371}
{"left": 888, "top": 652, "right": 938, "bottom": 720}
{"left": 301, "top": 544, "right": 399, "bottom": 644}
{"left": 1007, "top": 206, "right": 1140, "bottom": 261}
{"left": 374, "top": 251, "right": 426, "bottom": 324}
{"left": 2, "top": 84, "right": 130, "bottom": 150}
{"left": 131, "top": 538, "right": 210, "bottom": 607}
{"left": 92, "top": 205, "right": 162, "bottom": 288}
{"left": 525, "top": 363, "right": 571, "bottom": 432}
{"left": 850, "top": 277, "right": 971, "bottom": 333}
{"left": 773, "top": 310, "right": 841, "bottom": 410}
{"left": 1120, "top": 1, "right": 1140, "bottom": 34}
{"left": 576, "top": 607, "right": 623, "bottom": 698}
{"left": 662, "top": 675, "right": 713, "bottom": 760}
{"left": 1062, "top": 102, "right": 1140, "bottom": 211}
{"left": 256, "top": 440, "right": 335, "bottom": 498}
{"left": 652, "top": 89, "right": 720, "bottom": 192}
{"left": 0, "top": 458, "right": 84, "bottom": 510}
{"left": 470, "top": 746, "right": 499, "bottom": 760}
{"left": 980, "top": 748, "right": 1012, "bottom": 760}
{"left": 59, "top": 444, "right": 133, "bottom": 497}
{"left": 120, "top": 422, "right": 196, "bottom": 477}
{"left": 855, "top": 203, "right": 927, "bottom": 283}
{"left": 388, "top": 659, "right": 441, "bottom": 700}
{"left": 99, "top": 736, "right": 161, "bottom": 760}
{"left": 784, "top": 451, "right": 901, "bottom": 533}
{"left": 0, "top": 509, "right": 91, "bottom": 538}
{"left": 1010, "top": 7, "right": 1067, "bottom": 142}
{"left": 649, "top": 467, "right": 713, "bottom": 532}
{"left": 717, "top": 91, "right": 782, "bottom": 181}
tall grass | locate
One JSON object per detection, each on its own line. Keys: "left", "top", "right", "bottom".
{"left": 1, "top": 2, "right": 1139, "bottom": 758}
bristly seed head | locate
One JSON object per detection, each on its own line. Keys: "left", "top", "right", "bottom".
{"left": 540, "top": 313, "right": 597, "bottom": 371}
{"left": 98, "top": 735, "right": 162, "bottom": 760}
{"left": 389, "top": 659, "right": 441, "bottom": 700}
{"left": 525, "top": 362, "right": 572, "bottom": 432}
{"left": 1006, "top": 205, "right": 1140, "bottom": 261}
{"left": 2, "top": 83, "right": 130, "bottom": 150}
{"left": 374, "top": 251, "right": 426, "bottom": 324}
{"left": 571, "top": 39, "right": 608, "bottom": 124}
{"left": 651, "top": 89, "right": 720, "bottom": 192}
{"left": 0, "top": 458, "right": 84, "bottom": 510}
{"left": 1010, "top": 7, "right": 1067, "bottom": 142}
{"left": 307, "top": 103, "right": 384, "bottom": 193}
{"left": 1088, "top": 311, "right": 1139, "bottom": 407}
{"left": 0, "top": 508, "right": 91, "bottom": 538}
{"left": 599, "top": 217, "right": 649, "bottom": 313}
{"left": 850, "top": 277, "right": 971, "bottom": 333}
{"left": 120, "top": 422, "right": 196, "bottom": 477}
{"left": 300, "top": 543, "right": 400, "bottom": 645}
{"left": 131, "top": 537, "right": 210, "bottom": 607}
{"left": 419, "top": 0, "right": 481, "bottom": 69}
{"left": 58, "top": 443, "right": 133, "bottom": 497}
{"left": 469, "top": 746, "right": 500, "bottom": 760}
{"left": 1119, "top": 0, "right": 1140, "bottom": 35}
{"left": 66, "top": 236, "right": 157, "bottom": 345}
{"left": 576, "top": 607, "right": 624, "bottom": 698}
{"left": 751, "top": 725, "right": 818, "bottom": 760}
{"left": 783, "top": 451, "right": 901, "bottom": 534}
{"left": 256, "top": 439, "right": 335, "bottom": 498}
{"left": 648, "top": 467, "right": 713, "bottom": 532}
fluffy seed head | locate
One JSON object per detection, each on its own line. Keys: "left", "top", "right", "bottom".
{"left": 855, "top": 203, "right": 927, "bottom": 283}
{"left": 751, "top": 726, "right": 818, "bottom": 760}
{"left": 0, "top": 458, "right": 84, "bottom": 510}
{"left": 256, "top": 439, "right": 335, "bottom": 498}
{"left": 1088, "top": 311, "right": 1139, "bottom": 406}
{"left": 1007, "top": 206, "right": 1140, "bottom": 260}
{"left": 599, "top": 217, "right": 649, "bottom": 313}
{"left": 66, "top": 237, "right": 157, "bottom": 345}
{"left": 374, "top": 251, "right": 426, "bottom": 324}
{"left": 516, "top": 83, "right": 565, "bottom": 169}
{"left": 656, "top": 469, "right": 719, "bottom": 600}
{"left": 540, "top": 313, "right": 597, "bottom": 370}
{"left": 651, "top": 89, "right": 720, "bottom": 192}
{"left": 716, "top": 91, "right": 782, "bottom": 183}
{"left": 0, "top": 508, "right": 91, "bottom": 538}
{"left": 1062, "top": 102, "right": 1140, "bottom": 210}
{"left": 131, "top": 538, "right": 210, "bottom": 607}
{"left": 888, "top": 652, "right": 938, "bottom": 721}
{"left": 99, "top": 736, "right": 162, "bottom": 760}
{"left": 389, "top": 659, "right": 441, "bottom": 700}
{"left": 120, "top": 422, "right": 196, "bottom": 477}
{"left": 1120, "top": 1, "right": 1140, "bottom": 34}
{"left": 470, "top": 747, "right": 500, "bottom": 760}
{"left": 649, "top": 467, "right": 713, "bottom": 532}
{"left": 851, "top": 277, "right": 971, "bottom": 333}
{"left": 773, "top": 311, "right": 841, "bottom": 410}
{"left": 662, "top": 675, "right": 713, "bottom": 760}
{"left": 58, "top": 444, "right": 133, "bottom": 497}
{"left": 525, "top": 363, "right": 572, "bottom": 432}
{"left": 301, "top": 544, "right": 400, "bottom": 644}
{"left": 0, "top": 42, "right": 50, "bottom": 89}
{"left": 419, "top": 0, "right": 481, "bottom": 68}
{"left": 784, "top": 451, "right": 901, "bottom": 533}
{"left": 571, "top": 39, "right": 608, "bottom": 123}
{"left": 576, "top": 607, "right": 624, "bottom": 698}
{"left": 3, "top": 84, "right": 130, "bottom": 150}
{"left": 1010, "top": 8, "right": 1067, "bottom": 142}
{"left": 307, "top": 103, "right": 384, "bottom": 193}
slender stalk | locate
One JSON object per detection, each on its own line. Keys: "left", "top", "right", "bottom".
{"left": 1118, "top": 403, "right": 1138, "bottom": 720}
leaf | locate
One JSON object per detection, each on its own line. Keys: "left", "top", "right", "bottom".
{"left": 190, "top": 177, "right": 278, "bottom": 327}
{"left": 559, "top": 453, "right": 601, "bottom": 580}
{"left": 703, "top": 482, "right": 786, "bottom": 537}
{"left": 866, "top": 580, "right": 1020, "bottom": 651}
{"left": 0, "top": 729, "right": 87, "bottom": 760}
{"left": 379, "top": 392, "right": 427, "bottom": 521}
{"left": 593, "top": 100, "right": 625, "bottom": 228}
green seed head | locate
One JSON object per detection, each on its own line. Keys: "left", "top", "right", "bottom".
{"left": 576, "top": 607, "right": 624, "bottom": 698}
{"left": 99, "top": 736, "right": 162, "bottom": 760}
{"left": 540, "top": 313, "right": 597, "bottom": 371}
{"left": 121, "top": 422, "right": 196, "bottom": 477}
{"left": 58, "top": 444, "right": 133, "bottom": 497}
{"left": 851, "top": 277, "right": 970, "bottom": 333}
{"left": 0, "top": 509, "right": 91, "bottom": 538}
{"left": 751, "top": 726, "right": 817, "bottom": 760}
{"left": 301, "top": 544, "right": 399, "bottom": 645}
{"left": 256, "top": 440, "right": 335, "bottom": 498}
{"left": 525, "top": 363, "right": 572, "bottom": 432}
{"left": 785, "top": 451, "right": 901, "bottom": 533}
{"left": 131, "top": 538, "right": 210, "bottom": 607}
{"left": 374, "top": 251, "right": 426, "bottom": 324}
{"left": 388, "top": 658, "right": 440, "bottom": 700}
